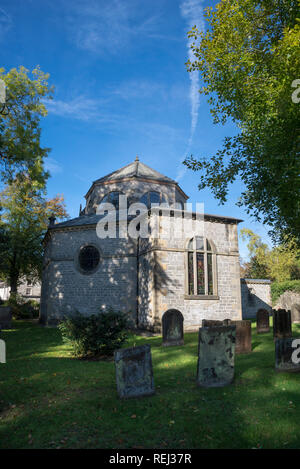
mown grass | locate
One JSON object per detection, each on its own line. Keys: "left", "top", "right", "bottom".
{"left": 1, "top": 320, "right": 300, "bottom": 449}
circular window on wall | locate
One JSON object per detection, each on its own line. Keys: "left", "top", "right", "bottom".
{"left": 78, "top": 245, "right": 100, "bottom": 273}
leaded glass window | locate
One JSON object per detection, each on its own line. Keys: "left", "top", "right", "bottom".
{"left": 140, "top": 191, "right": 168, "bottom": 209}
{"left": 78, "top": 245, "right": 100, "bottom": 272}
{"left": 187, "top": 237, "right": 216, "bottom": 296}
{"left": 100, "top": 191, "right": 124, "bottom": 210}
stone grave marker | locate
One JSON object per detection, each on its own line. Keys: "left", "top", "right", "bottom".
{"left": 256, "top": 309, "right": 270, "bottom": 333}
{"left": 291, "top": 304, "right": 300, "bottom": 324}
{"left": 202, "top": 319, "right": 226, "bottom": 327}
{"left": 275, "top": 338, "right": 300, "bottom": 372}
{"left": 162, "top": 309, "right": 184, "bottom": 346}
{"left": 229, "top": 320, "right": 252, "bottom": 354}
{"left": 114, "top": 344, "right": 155, "bottom": 399}
{"left": 0, "top": 307, "right": 12, "bottom": 329}
{"left": 197, "top": 325, "right": 236, "bottom": 388}
{"left": 273, "top": 309, "right": 292, "bottom": 339}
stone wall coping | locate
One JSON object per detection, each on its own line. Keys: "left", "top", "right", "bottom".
{"left": 241, "top": 278, "right": 271, "bottom": 284}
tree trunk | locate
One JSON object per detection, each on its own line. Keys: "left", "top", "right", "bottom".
{"left": 9, "top": 275, "right": 19, "bottom": 296}
{"left": 9, "top": 250, "right": 19, "bottom": 296}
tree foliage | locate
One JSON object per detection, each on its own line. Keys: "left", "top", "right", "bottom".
{"left": 59, "top": 310, "right": 132, "bottom": 358}
{"left": 0, "top": 66, "right": 53, "bottom": 185}
{"left": 184, "top": 0, "right": 300, "bottom": 244}
{"left": 0, "top": 174, "right": 68, "bottom": 293}
{"left": 240, "top": 228, "right": 300, "bottom": 281}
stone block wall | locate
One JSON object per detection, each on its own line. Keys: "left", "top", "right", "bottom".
{"left": 137, "top": 212, "right": 242, "bottom": 332}
{"left": 40, "top": 226, "right": 138, "bottom": 325}
{"left": 241, "top": 279, "right": 272, "bottom": 319}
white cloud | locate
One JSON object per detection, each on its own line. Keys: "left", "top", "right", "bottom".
{"left": 45, "top": 96, "right": 102, "bottom": 121}
{"left": 178, "top": 0, "right": 205, "bottom": 181}
{"left": 64, "top": 0, "right": 164, "bottom": 55}
{"left": 0, "top": 7, "right": 12, "bottom": 41}
{"left": 45, "top": 158, "right": 63, "bottom": 175}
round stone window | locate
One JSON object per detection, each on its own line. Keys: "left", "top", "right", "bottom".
{"left": 78, "top": 245, "right": 100, "bottom": 273}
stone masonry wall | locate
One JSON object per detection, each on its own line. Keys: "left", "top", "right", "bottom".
{"left": 86, "top": 180, "right": 186, "bottom": 215}
{"left": 241, "top": 279, "right": 272, "bottom": 319}
{"left": 40, "top": 227, "right": 138, "bottom": 325}
{"left": 138, "top": 212, "right": 242, "bottom": 332}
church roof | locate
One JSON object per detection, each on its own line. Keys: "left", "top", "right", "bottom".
{"left": 85, "top": 156, "right": 178, "bottom": 198}
{"left": 49, "top": 211, "right": 243, "bottom": 230}
{"left": 94, "top": 156, "right": 176, "bottom": 185}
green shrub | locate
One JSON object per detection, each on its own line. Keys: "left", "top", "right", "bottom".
{"left": 58, "top": 309, "right": 132, "bottom": 358}
{"left": 4, "top": 294, "right": 39, "bottom": 319}
{"left": 271, "top": 280, "right": 300, "bottom": 305}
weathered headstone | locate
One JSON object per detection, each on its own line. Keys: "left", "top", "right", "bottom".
{"left": 0, "top": 306, "right": 12, "bottom": 329}
{"left": 256, "top": 309, "right": 270, "bottom": 333}
{"left": 114, "top": 344, "right": 155, "bottom": 399}
{"left": 291, "top": 304, "right": 300, "bottom": 324}
{"left": 197, "top": 325, "right": 236, "bottom": 388}
{"left": 275, "top": 338, "right": 300, "bottom": 372}
{"left": 162, "top": 309, "right": 184, "bottom": 346}
{"left": 273, "top": 309, "right": 292, "bottom": 339}
{"left": 202, "top": 319, "right": 225, "bottom": 327}
{"left": 229, "top": 320, "right": 252, "bottom": 354}
{"left": 0, "top": 338, "right": 5, "bottom": 364}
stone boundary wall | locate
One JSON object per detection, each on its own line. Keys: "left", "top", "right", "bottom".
{"left": 241, "top": 279, "right": 272, "bottom": 319}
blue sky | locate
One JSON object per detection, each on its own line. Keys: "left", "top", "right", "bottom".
{"left": 1, "top": 0, "right": 273, "bottom": 260}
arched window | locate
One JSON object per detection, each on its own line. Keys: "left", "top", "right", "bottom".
{"left": 140, "top": 191, "right": 168, "bottom": 209}
{"left": 100, "top": 191, "right": 124, "bottom": 210}
{"left": 187, "top": 237, "right": 216, "bottom": 296}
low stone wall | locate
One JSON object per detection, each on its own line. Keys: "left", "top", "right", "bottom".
{"left": 274, "top": 291, "right": 300, "bottom": 323}
{"left": 241, "top": 279, "right": 272, "bottom": 319}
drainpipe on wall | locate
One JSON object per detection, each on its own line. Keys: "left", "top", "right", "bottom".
{"left": 136, "top": 236, "right": 140, "bottom": 329}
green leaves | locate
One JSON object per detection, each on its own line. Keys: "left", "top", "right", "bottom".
{"left": 0, "top": 175, "right": 68, "bottom": 291}
{"left": 0, "top": 66, "right": 53, "bottom": 185}
{"left": 184, "top": 0, "right": 300, "bottom": 244}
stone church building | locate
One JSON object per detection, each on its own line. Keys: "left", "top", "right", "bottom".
{"left": 40, "top": 157, "right": 245, "bottom": 331}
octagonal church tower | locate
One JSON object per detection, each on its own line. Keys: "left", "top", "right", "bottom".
{"left": 40, "top": 156, "right": 242, "bottom": 330}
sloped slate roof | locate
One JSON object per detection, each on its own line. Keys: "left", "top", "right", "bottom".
{"left": 51, "top": 211, "right": 243, "bottom": 230}
{"left": 92, "top": 158, "right": 176, "bottom": 185}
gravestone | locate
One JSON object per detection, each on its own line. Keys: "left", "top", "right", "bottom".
{"left": 114, "top": 344, "right": 155, "bottom": 399}
{"left": 275, "top": 338, "right": 300, "bottom": 372}
{"left": 197, "top": 325, "right": 236, "bottom": 388}
{"left": 0, "top": 338, "right": 5, "bottom": 364}
{"left": 162, "top": 309, "right": 184, "bottom": 346}
{"left": 273, "top": 309, "right": 292, "bottom": 339}
{"left": 291, "top": 304, "right": 300, "bottom": 324}
{"left": 229, "top": 320, "right": 252, "bottom": 354}
{"left": 256, "top": 309, "right": 270, "bottom": 333}
{"left": 0, "top": 307, "right": 12, "bottom": 329}
{"left": 202, "top": 319, "right": 226, "bottom": 327}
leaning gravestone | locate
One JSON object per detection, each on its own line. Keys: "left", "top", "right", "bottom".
{"left": 256, "top": 309, "right": 270, "bottom": 334}
{"left": 114, "top": 344, "right": 155, "bottom": 399}
{"left": 162, "top": 309, "right": 184, "bottom": 347}
{"left": 229, "top": 320, "right": 252, "bottom": 354}
{"left": 197, "top": 325, "right": 236, "bottom": 388}
{"left": 275, "top": 338, "right": 300, "bottom": 372}
{"left": 273, "top": 309, "right": 292, "bottom": 339}
{"left": 0, "top": 306, "right": 12, "bottom": 329}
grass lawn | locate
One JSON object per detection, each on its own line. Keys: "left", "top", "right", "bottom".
{"left": 1, "top": 320, "right": 300, "bottom": 449}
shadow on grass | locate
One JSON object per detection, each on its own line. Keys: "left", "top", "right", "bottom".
{"left": 1, "top": 320, "right": 300, "bottom": 448}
